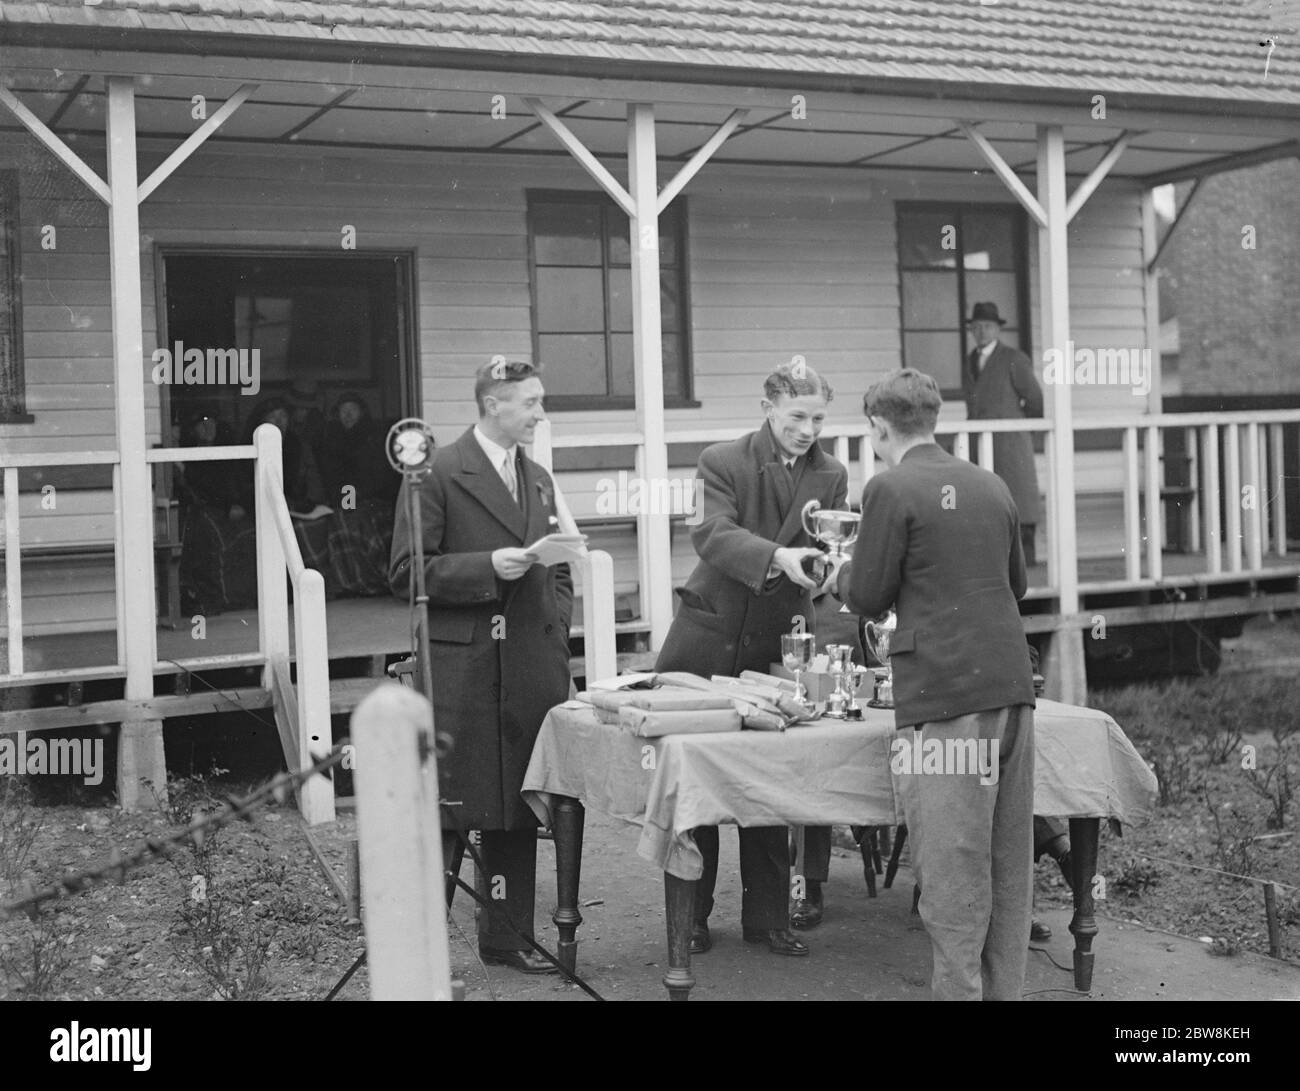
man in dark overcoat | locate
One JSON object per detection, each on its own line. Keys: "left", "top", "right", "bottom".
{"left": 390, "top": 359, "right": 572, "bottom": 974}
{"left": 655, "top": 362, "right": 848, "bottom": 957}
{"left": 963, "top": 301, "right": 1044, "bottom": 565}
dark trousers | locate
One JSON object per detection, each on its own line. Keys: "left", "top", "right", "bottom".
{"left": 442, "top": 828, "right": 538, "bottom": 951}
{"left": 802, "top": 825, "right": 833, "bottom": 885}
{"left": 693, "top": 824, "right": 789, "bottom": 931}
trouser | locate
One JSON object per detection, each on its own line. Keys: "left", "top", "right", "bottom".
{"left": 801, "top": 825, "right": 833, "bottom": 885}
{"left": 442, "top": 828, "right": 538, "bottom": 951}
{"left": 1021, "top": 524, "right": 1037, "bottom": 567}
{"left": 1034, "top": 815, "right": 1069, "bottom": 860}
{"left": 895, "top": 705, "right": 1035, "bottom": 1001}
{"left": 693, "top": 824, "right": 790, "bottom": 931}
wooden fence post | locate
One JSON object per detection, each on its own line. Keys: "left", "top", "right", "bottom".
{"left": 352, "top": 683, "right": 452, "bottom": 1000}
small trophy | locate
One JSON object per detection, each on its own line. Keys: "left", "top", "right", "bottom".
{"left": 801, "top": 500, "right": 861, "bottom": 558}
{"left": 780, "top": 631, "right": 816, "bottom": 709}
{"left": 863, "top": 609, "right": 897, "bottom": 708}
{"left": 824, "top": 643, "right": 866, "bottom": 720}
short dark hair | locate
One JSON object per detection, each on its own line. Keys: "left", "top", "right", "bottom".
{"left": 474, "top": 359, "right": 542, "bottom": 415}
{"left": 763, "top": 361, "right": 834, "bottom": 403}
{"left": 863, "top": 368, "right": 942, "bottom": 437}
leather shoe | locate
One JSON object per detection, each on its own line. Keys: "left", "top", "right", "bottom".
{"left": 480, "top": 946, "right": 559, "bottom": 974}
{"left": 790, "top": 898, "right": 823, "bottom": 929}
{"left": 1030, "top": 918, "right": 1052, "bottom": 944}
{"left": 688, "top": 921, "right": 712, "bottom": 955}
{"left": 743, "top": 928, "right": 809, "bottom": 956}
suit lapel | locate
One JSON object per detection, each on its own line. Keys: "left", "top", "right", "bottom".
{"left": 775, "top": 462, "right": 839, "bottom": 546}
{"left": 450, "top": 430, "right": 528, "bottom": 540}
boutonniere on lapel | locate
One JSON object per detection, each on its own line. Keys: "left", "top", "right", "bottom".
{"left": 536, "top": 480, "right": 559, "bottom": 527}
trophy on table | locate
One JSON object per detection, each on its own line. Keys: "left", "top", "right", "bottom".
{"left": 824, "top": 643, "right": 867, "bottom": 720}
{"left": 779, "top": 631, "right": 816, "bottom": 710}
{"left": 862, "top": 609, "right": 898, "bottom": 709}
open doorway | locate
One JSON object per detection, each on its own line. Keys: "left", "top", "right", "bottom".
{"left": 159, "top": 251, "right": 416, "bottom": 614}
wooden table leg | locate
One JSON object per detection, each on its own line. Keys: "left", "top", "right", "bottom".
{"left": 663, "top": 872, "right": 697, "bottom": 1001}
{"left": 550, "top": 796, "right": 585, "bottom": 976}
{"left": 1068, "top": 817, "right": 1101, "bottom": 992}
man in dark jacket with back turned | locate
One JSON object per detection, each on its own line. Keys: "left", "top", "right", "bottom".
{"left": 655, "top": 362, "right": 847, "bottom": 957}
{"left": 829, "top": 368, "right": 1036, "bottom": 1000}
{"left": 389, "top": 359, "right": 573, "bottom": 974}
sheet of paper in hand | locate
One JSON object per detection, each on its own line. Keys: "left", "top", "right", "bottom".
{"left": 524, "top": 532, "right": 587, "bottom": 566}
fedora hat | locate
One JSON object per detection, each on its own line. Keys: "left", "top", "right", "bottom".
{"left": 967, "top": 301, "right": 1007, "bottom": 326}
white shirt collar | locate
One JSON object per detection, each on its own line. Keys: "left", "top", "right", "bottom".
{"left": 473, "top": 424, "right": 517, "bottom": 469}
{"left": 977, "top": 339, "right": 998, "bottom": 363}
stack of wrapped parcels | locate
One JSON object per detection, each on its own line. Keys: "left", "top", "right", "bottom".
{"left": 579, "top": 671, "right": 815, "bottom": 737}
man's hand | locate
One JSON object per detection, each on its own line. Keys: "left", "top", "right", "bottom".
{"left": 769, "top": 547, "right": 824, "bottom": 590}
{"left": 818, "top": 551, "right": 851, "bottom": 598}
{"left": 492, "top": 547, "right": 535, "bottom": 581}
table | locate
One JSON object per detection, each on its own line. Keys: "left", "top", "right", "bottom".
{"left": 522, "top": 698, "right": 1158, "bottom": 1000}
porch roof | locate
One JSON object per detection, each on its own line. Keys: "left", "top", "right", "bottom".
{"left": 3, "top": 1, "right": 1299, "bottom": 110}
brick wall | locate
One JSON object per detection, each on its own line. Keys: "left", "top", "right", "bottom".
{"left": 1160, "top": 158, "right": 1300, "bottom": 396}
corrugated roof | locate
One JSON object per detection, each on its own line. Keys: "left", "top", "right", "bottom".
{"left": 3, "top": 1, "right": 1300, "bottom": 108}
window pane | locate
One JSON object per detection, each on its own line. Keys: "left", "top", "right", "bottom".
{"left": 609, "top": 267, "right": 631, "bottom": 331}
{"left": 964, "top": 271, "right": 1019, "bottom": 327}
{"left": 536, "top": 267, "right": 605, "bottom": 332}
{"left": 538, "top": 333, "right": 607, "bottom": 396}
{"left": 533, "top": 203, "right": 601, "bottom": 265}
{"left": 610, "top": 334, "right": 685, "bottom": 400}
{"left": 961, "top": 209, "right": 1017, "bottom": 269}
{"left": 898, "top": 210, "right": 959, "bottom": 269}
{"left": 900, "top": 270, "right": 959, "bottom": 330}
{"left": 903, "top": 330, "right": 963, "bottom": 391}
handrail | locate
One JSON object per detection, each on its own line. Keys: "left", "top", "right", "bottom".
{"left": 252, "top": 423, "right": 334, "bottom": 824}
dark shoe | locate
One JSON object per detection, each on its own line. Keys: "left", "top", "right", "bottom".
{"left": 480, "top": 946, "right": 559, "bottom": 974}
{"left": 743, "top": 928, "right": 809, "bottom": 956}
{"left": 1030, "top": 918, "right": 1052, "bottom": 944}
{"left": 790, "top": 898, "right": 823, "bottom": 929}
{"left": 688, "top": 921, "right": 712, "bottom": 955}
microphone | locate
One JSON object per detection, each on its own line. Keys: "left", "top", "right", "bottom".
{"left": 386, "top": 418, "right": 437, "bottom": 477}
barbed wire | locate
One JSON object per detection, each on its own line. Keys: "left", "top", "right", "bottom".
{"left": 0, "top": 741, "right": 349, "bottom": 921}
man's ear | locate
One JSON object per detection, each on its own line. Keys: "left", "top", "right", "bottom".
{"left": 760, "top": 397, "right": 774, "bottom": 416}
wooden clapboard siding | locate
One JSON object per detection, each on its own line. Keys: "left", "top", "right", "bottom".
{"left": 1, "top": 135, "right": 1153, "bottom": 637}
{"left": 0, "top": 559, "right": 118, "bottom": 637}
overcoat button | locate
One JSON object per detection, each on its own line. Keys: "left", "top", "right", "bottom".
{"left": 545, "top": 623, "right": 554, "bottom": 634}
{"left": 742, "top": 635, "right": 751, "bottom": 646}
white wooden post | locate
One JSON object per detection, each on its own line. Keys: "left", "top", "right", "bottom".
{"left": 106, "top": 77, "right": 165, "bottom": 809}
{"left": 954, "top": 432, "right": 970, "bottom": 461}
{"left": 1225, "top": 422, "right": 1242, "bottom": 572}
{"left": 1245, "top": 421, "right": 1263, "bottom": 571}
{"left": 255, "top": 425, "right": 290, "bottom": 688}
{"left": 1036, "top": 125, "right": 1086, "bottom": 704}
{"left": 1123, "top": 427, "right": 1141, "bottom": 582}
{"left": 1188, "top": 426, "right": 1202, "bottom": 554}
{"left": 295, "top": 568, "right": 335, "bottom": 824}
{"left": 352, "top": 684, "right": 453, "bottom": 1000}
{"left": 628, "top": 103, "right": 674, "bottom": 651}
{"left": 1270, "top": 424, "right": 1287, "bottom": 556}
{"left": 1204, "top": 424, "right": 1222, "bottom": 574}
{"left": 1144, "top": 425, "right": 1162, "bottom": 582}
{"left": 3, "top": 466, "right": 22, "bottom": 675}
{"left": 978, "top": 430, "right": 994, "bottom": 469}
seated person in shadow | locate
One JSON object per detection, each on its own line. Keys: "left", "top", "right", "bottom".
{"left": 177, "top": 412, "right": 257, "bottom": 615}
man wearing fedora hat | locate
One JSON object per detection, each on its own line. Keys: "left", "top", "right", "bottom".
{"left": 964, "top": 302, "right": 1044, "bottom": 566}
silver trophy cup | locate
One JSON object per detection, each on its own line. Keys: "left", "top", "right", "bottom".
{"left": 863, "top": 609, "right": 898, "bottom": 708}
{"left": 800, "top": 500, "right": 861, "bottom": 557}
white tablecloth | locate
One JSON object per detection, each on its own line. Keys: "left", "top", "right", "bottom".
{"left": 522, "top": 698, "right": 1157, "bottom": 880}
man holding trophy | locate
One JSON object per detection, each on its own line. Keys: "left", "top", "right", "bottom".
{"left": 655, "top": 361, "right": 847, "bottom": 957}
{"left": 827, "top": 368, "right": 1036, "bottom": 1001}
